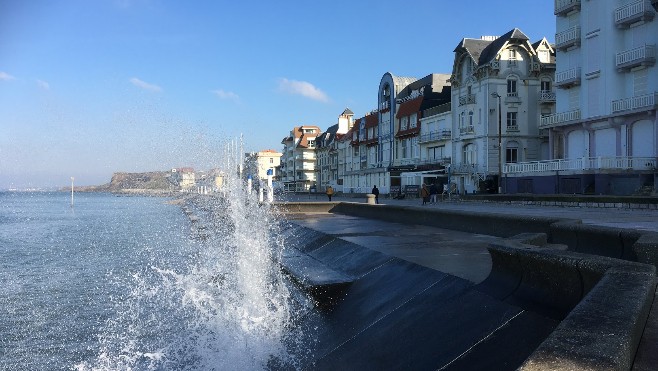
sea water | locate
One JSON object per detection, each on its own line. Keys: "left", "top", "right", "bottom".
{"left": 0, "top": 190, "right": 296, "bottom": 370}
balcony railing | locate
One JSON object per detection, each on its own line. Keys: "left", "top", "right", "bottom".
{"left": 419, "top": 129, "right": 452, "bottom": 143}
{"left": 555, "top": 25, "right": 581, "bottom": 50}
{"left": 539, "top": 90, "right": 556, "bottom": 103}
{"left": 616, "top": 44, "right": 656, "bottom": 71}
{"left": 555, "top": 67, "right": 581, "bottom": 88}
{"left": 458, "top": 93, "right": 476, "bottom": 106}
{"left": 555, "top": 0, "right": 581, "bottom": 16}
{"left": 611, "top": 92, "right": 658, "bottom": 113}
{"left": 615, "top": 0, "right": 655, "bottom": 28}
{"left": 416, "top": 157, "right": 451, "bottom": 166}
{"left": 505, "top": 156, "right": 657, "bottom": 174}
{"left": 459, "top": 125, "right": 475, "bottom": 135}
{"left": 539, "top": 109, "right": 581, "bottom": 128}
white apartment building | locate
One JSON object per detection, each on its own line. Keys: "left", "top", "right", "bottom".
{"left": 450, "top": 28, "right": 556, "bottom": 194}
{"left": 506, "top": 0, "right": 658, "bottom": 195}
{"left": 280, "top": 125, "right": 321, "bottom": 192}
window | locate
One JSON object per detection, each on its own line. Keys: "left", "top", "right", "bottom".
{"left": 269, "top": 158, "right": 273, "bottom": 164}
{"left": 506, "top": 112, "right": 518, "bottom": 130}
{"left": 539, "top": 50, "right": 549, "bottom": 63}
{"left": 409, "top": 113, "right": 417, "bottom": 128}
{"left": 463, "top": 143, "right": 476, "bottom": 164}
{"left": 400, "top": 116, "right": 408, "bottom": 131}
{"left": 507, "top": 78, "right": 517, "bottom": 96}
{"left": 468, "top": 111, "right": 474, "bottom": 127}
{"left": 307, "top": 140, "right": 315, "bottom": 148}
{"left": 401, "top": 139, "right": 408, "bottom": 158}
{"left": 506, "top": 141, "right": 519, "bottom": 163}
{"left": 460, "top": 112, "right": 465, "bottom": 128}
{"left": 508, "top": 49, "right": 518, "bottom": 66}
{"left": 303, "top": 128, "right": 315, "bottom": 133}
{"left": 541, "top": 80, "right": 551, "bottom": 92}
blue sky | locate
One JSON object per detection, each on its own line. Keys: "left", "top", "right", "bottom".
{"left": 0, "top": 0, "right": 555, "bottom": 188}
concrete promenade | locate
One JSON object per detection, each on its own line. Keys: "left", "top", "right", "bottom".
{"left": 285, "top": 193, "right": 658, "bottom": 232}
{"left": 275, "top": 194, "right": 658, "bottom": 369}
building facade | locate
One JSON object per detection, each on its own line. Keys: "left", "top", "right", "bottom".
{"left": 449, "top": 29, "right": 556, "bottom": 194}
{"left": 280, "top": 125, "right": 321, "bottom": 192}
{"left": 505, "top": 0, "right": 658, "bottom": 195}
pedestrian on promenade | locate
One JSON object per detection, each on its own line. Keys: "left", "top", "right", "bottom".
{"left": 326, "top": 186, "right": 334, "bottom": 201}
{"left": 371, "top": 185, "right": 379, "bottom": 204}
{"left": 420, "top": 184, "right": 430, "bottom": 205}
{"left": 429, "top": 182, "right": 439, "bottom": 204}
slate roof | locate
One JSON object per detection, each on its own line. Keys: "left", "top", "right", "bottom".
{"left": 455, "top": 28, "right": 533, "bottom": 67}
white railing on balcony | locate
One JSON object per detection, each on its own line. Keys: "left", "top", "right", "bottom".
{"left": 555, "top": 67, "right": 581, "bottom": 85}
{"left": 295, "top": 152, "right": 316, "bottom": 161}
{"left": 539, "top": 90, "right": 556, "bottom": 102}
{"left": 458, "top": 94, "right": 476, "bottom": 106}
{"left": 505, "top": 156, "right": 657, "bottom": 174}
{"left": 555, "top": 25, "right": 580, "bottom": 49}
{"left": 616, "top": 44, "right": 656, "bottom": 67}
{"left": 555, "top": 0, "right": 580, "bottom": 14}
{"left": 419, "top": 129, "right": 451, "bottom": 142}
{"left": 539, "top": 109, "right": 581, "bottom": 127}
{"left": 615, "top": 0, "right": 654, "bottom": 24}
{"left": 612, "top": 92, "right": 658, "bottom": 113}
{"left": 459, "top": 125, "right": 475, "bottom": 135}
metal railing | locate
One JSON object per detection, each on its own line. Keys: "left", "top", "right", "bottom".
{"left": 616, "top": 44, "right": 656, "bottom": 68}
{"left": 555, "top": 0, "right": 581, "bottom": 15}
{"left": 504, "top": 156, "right": 657, "bottom": 174}
{"left": 458, "top": 94, "right": 476, "bottom": 106}
{"left": 612, "top": 92, "right": 658, "bottom": 113}
{"left": 555, "top": 67, "right": 581, "bottom": 86}
{"left": 539, "top": 90, "right": 556, "bottom": 102}
{"left": 615, "top": 0, "right": 654, "bottom": 24}
{"left": 555, "top": 25, "right": 580, "bottom": 49}
{"left": 540, "top": 109, "right": 581, "bottom": 127}
{"left": 459, "top": 125, "right": 475, "bottom": 135}
{"left": 419, "top": 129, "right": 451, "bottom": 143}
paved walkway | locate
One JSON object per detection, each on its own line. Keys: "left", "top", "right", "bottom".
{"left": 283, "top": 193, "right": 658, "bottom": 232}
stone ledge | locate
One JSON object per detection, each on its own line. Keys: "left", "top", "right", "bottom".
{"left": 477, "top": 241, "right": 657, "bottom": 370}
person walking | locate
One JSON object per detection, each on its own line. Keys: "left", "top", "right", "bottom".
{"left": 326, "top": 185, "right": 334, "bottom": 201}
{"left": 420, "top": 183, "right": 430, "bottom": 205}
{"left": 371, "top": 185, "right": 379, "bottom": 204}
{"left": 429, "top": 182, "right": 439, "bottom": 204}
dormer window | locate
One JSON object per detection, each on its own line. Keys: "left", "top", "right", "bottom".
{"left": 409, "top": 113, "right": 417, "bottom": 128}
{"left": 400, "top": 116, "right": 409, "bottom": 130}
{"left": 508, "top": 49, "right": 518, "bottom": 67}
{"left": 303, "top": 128, "right": 315, "bottom": 133}
{"left": 307, "top": 140, "right": 315, "bottom": 148}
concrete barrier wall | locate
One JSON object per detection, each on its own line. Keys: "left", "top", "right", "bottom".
{"left": 329, "top": 202, "right": 572, "bottom": 238}
{"left": 477, "top": 241, "right": 657, "bottom": 370}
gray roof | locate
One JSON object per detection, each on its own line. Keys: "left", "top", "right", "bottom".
{"left": 455, "top": 28, "right": 533, "bottom": 67}
{"left": 341, "top": 108, "right": 354, "bottom": 116}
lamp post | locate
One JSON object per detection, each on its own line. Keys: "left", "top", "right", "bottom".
{"left": 491, "top": 92, "right": 502, "bottom": 194}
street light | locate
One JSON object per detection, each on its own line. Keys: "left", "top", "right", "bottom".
{"left": 491, "top": 92, "right": 502, "bottom": 194}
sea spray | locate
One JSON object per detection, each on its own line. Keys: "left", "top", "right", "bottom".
{"left": 76, "top": 145, "right": 299, "bottom": 370}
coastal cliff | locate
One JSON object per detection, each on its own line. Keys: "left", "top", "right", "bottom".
{"left": 73, "top": 171, "right": 174, "bottom": 194}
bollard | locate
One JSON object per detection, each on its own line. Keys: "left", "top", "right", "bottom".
{"left": 366, "top": 194, "right": 376, "bottom": 204}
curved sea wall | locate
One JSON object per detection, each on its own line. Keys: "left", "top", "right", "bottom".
{"left": 275, "top": 202, "right": 658, "bottom": 370}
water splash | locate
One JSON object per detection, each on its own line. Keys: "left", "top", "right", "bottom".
{"left": 76, "top": 140, "right": 297, "bottom": 370}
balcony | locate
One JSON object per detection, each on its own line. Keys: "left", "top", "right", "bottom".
{"left": 539, "top": 90, "right": 556, "bottom": 103}
{"left": 555, "top": 26, "right": 581, "bottom": 51}
{"left": 419, "top": 129, "right": 452, "bottom": 143}
{"left": 615, "top": 0, "right": 655, "bottom": 28}
{"left": 539, "top": 109, "right": 581, "bottom": 128}
{"left": 505, "top": 156, "right": 657, "bottom": 174}
{"left": 459, "top": 125, "right": 475, "bottom": 135}
{"left": 616, "top": 44, "right": 656, "bottom": 72}
{"left": 611, "top": 92, "right": 658, "bottom": 113}
{"left": 458, "top": 93, "right": 476, "bottom": 106}
{"left": 555, "top": 67, "right": 581, "bottom": 88}
{"left": 554, "top": 0, "right": 580, "bottom": 16}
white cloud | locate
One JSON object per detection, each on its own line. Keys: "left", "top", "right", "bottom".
{"left": 211, "top": 89, "right": 240, "bottom": 102}
{"left": 36, "top": 79, "right": 50, "bottom": 90}
{"left": 277, "top": 78, "right": 329, "bottom": 102}
{"left": 0, "top": 71, "right": 16, "bottom": 81}
{"left": 129, "top": 77, "right": 162, "bottom": 92}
